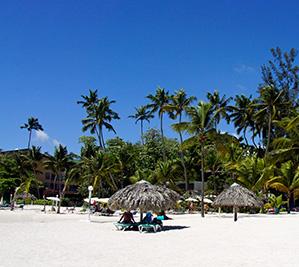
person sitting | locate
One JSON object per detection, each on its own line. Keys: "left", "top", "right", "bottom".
{"left": 141, "top": 212, "right": 153, "bottom": 224}
{"left": 142, "top": 212, "right": 163, "bottom": 227}
{"left": 157, "top": 210, "right": 172, "bottom": 220}
{"left": 118, "top": 210, "right": 135, "bottom": 224}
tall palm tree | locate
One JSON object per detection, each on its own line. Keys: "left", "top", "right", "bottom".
{"left": 229, "top": 95, "right": 256, "bottom": 146}
{"left": 207, "top": 90, "right": 232, "bottom": 130}
{"left": 167, "top": 89, "right": 196, "bottom": 190}
{"left": 44, "top": 145, "right": 73, "bottom": 213}
{"left": 129, "top": 106, "right": 154, "bottom": 145}
{"left": 77, "top": 89, "right": 98, "bottom": 110}
{"left": 20, "top": 117, "right": 43, "bottom": 149}
{"left": 181, "top": 101, "right": 217, "bottom": 217}
{"left": 81, "top": 96, "right": 120, "bottom": 149}
{"left": 147, "top": 87, "right": 170, "bottom": 160}
{"left": 254, "top": 85, "right": 286, "bottom": 155}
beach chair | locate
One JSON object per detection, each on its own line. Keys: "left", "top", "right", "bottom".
{"left": 113, "top": 222, "right": 138, "bottom": 231}
{"left": 138, "top": 223, "right": 162, "bottom": 233}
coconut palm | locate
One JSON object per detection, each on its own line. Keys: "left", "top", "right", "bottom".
{"left": 180, "top": 101, "right": 218, "bottom": 217}
{"left": 166, "top": 89, "right": 196, "bottom": 191}
{"left": 271, "top": 114, "right": 299, "bottom": 162}
{"left": 150, "top": 160, "right": 181, "bottom": 191}
{"left": 44, "top": 145, "right": 73, "bottom": 213}
{"left": 229, "top": 95, "right": 257, "bottom": 146}
{"left": 81, "top": 96, "right": 120, "bottom": 149}
{"left": 147, "top": 87, "right": 170, "bottom": 160}
{"left": 20, "top": 117, "right": 43, "bottom": 149}
{"left": 267, "top": 161, "right": 299, "bottom": 213}
{"left": 21, "top": 146, "right": 44, "bottom": 197}
{"left": 207, "top": 90, "right": 232, "bottom": 129}
{"left": 231, "top": 156, "right": 266, "bottom": 193}
{"left": 80, "top": 151, "right": 119, "bottom": 195}
{"left": 129, "top": 106, "right": 154, "bottom": 145}
{"left": 254, "top": 85, "right": 286, "bottom": 155}
{"left": 77, "top": 89, "right": 98, "bottom": 111}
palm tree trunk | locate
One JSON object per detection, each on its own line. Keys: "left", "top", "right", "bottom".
{"left": 57, "top": 176, "right": 62, "bottom": 214}
{"left": 141, "top": 120, "right": 144, "bottom": 145}
{"left": 200, "top": 142, "right": 205, "bottom": 218}
{"left": 287, "top": 192, "right": 292, "bottom": 214}
{"left": 160, "top": 114, "right": 166, "bottom": 161}
{"left": 265, "top": 113, "right": 272, "bottom": 155}
{"left": 100, "top": 128, "right": 106, "bottom": 149}
{"left": 178, "top": 113, "right": 188, "bottom": 191}
{"left": 243, "top": 130, "right": 249, "bottom": 146}
{"left": 28, "top": 130, "right": 32, "bottom": 149}
{"left": 95, "top": 126, "right": 103, "bottom": 148}
{"left": 57, "top": 182, "right": 66, "bottom": 214}
{"left": 251, "top": 129, "right": 258, "bottom": 148}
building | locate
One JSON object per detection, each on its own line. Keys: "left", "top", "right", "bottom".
{"left": 0, "top": 149, "right": 78, "bottom": 197}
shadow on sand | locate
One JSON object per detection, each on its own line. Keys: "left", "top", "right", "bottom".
{"left": 162, "top": 225, "right": 190, "bottom": 231}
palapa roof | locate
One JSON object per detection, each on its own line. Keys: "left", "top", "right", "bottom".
{"left": 108, "top": 180, "right": 180, "bottom": 212}
{"left": 213, "top": 183, "right": 262, "bottom": 208}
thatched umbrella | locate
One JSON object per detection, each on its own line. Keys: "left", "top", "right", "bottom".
{"left": 108, "top": 180, "right": 180, "bottom": 220}
{"left": 213, "top": 183, "right": 262, "bottom": 221}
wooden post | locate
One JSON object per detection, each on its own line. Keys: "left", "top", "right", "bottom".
{"left": 140, "top": 211, "right": 143, "bottom": 222}
{"left": 233, "top": 206, "right": 237, "bottom": 222}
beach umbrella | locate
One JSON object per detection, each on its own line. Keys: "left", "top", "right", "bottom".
{"left": 213, "top": 183, "right": 262, "bottom": 221}
{"left": 47, "top": 196, "right": 61, "bottom": 202}
{"left": 108, "top": 180, "right": 180, "bottom": 220}
{"left": 198, "top": 198, "right": 213, "bottom": 204}
{"left": 185, "top": 197, "right": 198, "bottom": 202}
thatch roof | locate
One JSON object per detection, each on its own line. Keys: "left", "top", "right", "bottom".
{"left": 213, "top": 183, "right": 262, "bottom": 208}
{"left": 108, "top": 180, "right": 180, "bottom": 212}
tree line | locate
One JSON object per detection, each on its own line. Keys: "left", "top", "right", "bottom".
{"left": 1, "top": 47, "right": 298, "bottom": 216}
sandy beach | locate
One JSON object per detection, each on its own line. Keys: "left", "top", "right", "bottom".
{"left": 1, "top": 207, "right": 298, "bottom": 267}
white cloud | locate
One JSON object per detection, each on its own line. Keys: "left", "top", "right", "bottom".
{"left": 52, "top": 139, "right": 62, "bottom": 147}
{"left": 234, "top": 64, "right": 255, "bottom": 74}
{"left": 35, "top": 130, "right": 49, "bottom": 142}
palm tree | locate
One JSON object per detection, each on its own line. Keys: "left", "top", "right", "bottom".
{"left": 150, "top": 160, "right": 181, "bottom": 191}
{"left": 129, "top": 106, "right": 154, "bottom": 145}
{"left": 181, "top": 101, "right": 217, "bottom": 217}
{"left": 81, "top": 96, "right": 120, "bottom": 149}
{"left": 267, "top": 161, "right": 299, "bottom": 213}
{"left": 20, "top": 117, "right": 43, "bottom": 149}
{"left": 167, "top": 89, "right": 196, "bottom": 190}
{"left": 229, "top": 95, "right": 256, "bottom": 146}
{"left": 271, "top": 114, "right": 299, "bottom": 162}
{"left": 22, "top": 146, "right": 44, "bottom": 197}
{"left": 44, "top": 145, "right": 73, "bottom": 213}
{"left": 254, "top": 85, "right": 286, "bottom": 155}
{"left": 231, "top": 156, "right": 266, "bottom": 193}
{"left": 147, "top": 87, "right": 170, "bottom": 160}
{"left": 207, "top": 90, "right": 232, "bottom": 130}
{"left": 77, "top": 89, "right": 98, "bottom": 110}
{"left": 80, "top": 151, "right": 119, "bottom": 194}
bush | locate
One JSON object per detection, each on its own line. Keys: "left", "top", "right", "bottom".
{"left": 16, "top": 199, "right": 52, "bottom": 205}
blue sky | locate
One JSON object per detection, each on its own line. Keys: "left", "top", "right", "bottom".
{"left": 0, "top": 0, "right": 298, "bottom": 154}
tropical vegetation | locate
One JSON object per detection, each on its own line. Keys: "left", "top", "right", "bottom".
{"left": 1, "top": 47, "right": 299, "bottom": 214}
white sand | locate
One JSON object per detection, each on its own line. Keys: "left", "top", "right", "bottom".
{"left": 1, "top": 207, "right": 299, "bottom": 267}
